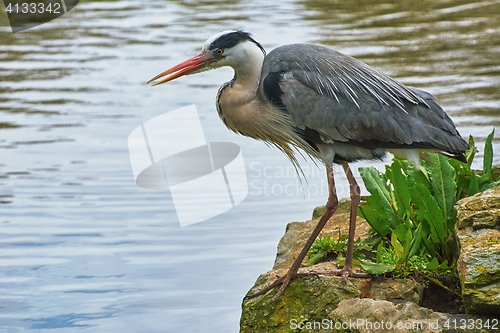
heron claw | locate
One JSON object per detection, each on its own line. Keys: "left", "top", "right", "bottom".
{"left": 341, "top": 269, "right": 349, "bottom": 283}
{"left": 321, "top": 267, "right": 369, "bottom": 280}
{"left": 245, "top": 270, "right": 295, "bottom": 302}
{"left": 245, "top": 270, "right": 322, "bottom": 302}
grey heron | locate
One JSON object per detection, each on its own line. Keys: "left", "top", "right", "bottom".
{"left": 148, "top": 30, "right": 468, "bottom": 302}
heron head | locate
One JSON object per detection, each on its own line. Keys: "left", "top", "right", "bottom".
{"left": 148, "top": 30, "right": 265, "bottom": 86}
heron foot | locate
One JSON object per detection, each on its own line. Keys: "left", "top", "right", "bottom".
{"left": 320, "top": 267, "right": 369, "bottom": 282}
{"left": 244, "top": 270, "right": 316, "bottom": 302}
{"left": 245, "top": 267, "right": 368, "bottom": 302}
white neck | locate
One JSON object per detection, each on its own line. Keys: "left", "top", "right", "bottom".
{"left": 225, "top": 40, "right": 265, "bottom": 100}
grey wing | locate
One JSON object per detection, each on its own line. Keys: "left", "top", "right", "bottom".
{"left": 261, "top": 44, "right": 468, "bottom": 160}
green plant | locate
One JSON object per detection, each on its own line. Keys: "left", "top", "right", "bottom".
{"left": 359, "top": 232, "right": 451, "bottom": 277}
{"left": 303, "top": 234, "right": 370, "bottom": 267}
{"left": 358, "top": 154, "right": 457, "bottom": 267}
{"left": 451, "top": 130, "right": 500, "bottom": 198}
{"left": 357, "top": 129, "right": 498, "bottom": 275}
{"left": 305, "top": 130, "right": 498, "bottom": 275}
{"left": 303, "top": 235, "right": 348, "bottom": 267}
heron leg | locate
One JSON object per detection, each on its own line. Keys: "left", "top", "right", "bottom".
{"left": 309, "top": 164, "right": 367, "bottom": 280}
{"left": 245, "top": 166, "right": 339, "bottom": 302}
{"left": 340, "top": 163, "right": 361, "bottom": 278}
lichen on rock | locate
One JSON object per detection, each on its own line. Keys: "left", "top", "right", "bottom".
{"left": 456, "top": 184, "right": 500, "bottom": 314}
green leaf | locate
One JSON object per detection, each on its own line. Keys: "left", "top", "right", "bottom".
{"left": 478, "top": 173, "right": 493, "bottom": 191}
{"left": 408, "top": 223, "right": 422, "bottom": 258}
{"left": 467, "top": 135, "right": 477, "bottom": 168}
{"left": 448, "top": 158, "right": 473, "bottom": 178}
{"left": 426, "top": 154, "right": 457, "bottom": 221}
{"left": 391, "top": 231, "right": 404, "bottom": 262}
{"left": 420, "top": 229, "right": 443, "bottom": 262}
{"left": 359, "top": 167, "right": 389, "bottom": 199}
{"left": 359, "top": 259, "right": 395, "bottom": 275}
{"left": 450, "top": 156, "right": 474, "bottom": 201}
{"left": 393, "top": 224, "right": 408, "bottom": 244}
{"left": 411, "top": 183, "right": 447, "bottom": 244}
{"left": 376, "top": 241, "right": 384, "bottom": 264}
{"left": 402, "top": 227, "right": 413, "bottom": 262}
{"left": 484, "top": 177, "right": 500, "bottom": 191}
{"left": 439, "top": 260, "right": 449, "bottom": 270}
{"left": 469, "top": 172, "right": 479, "bottom": 196}
{"left": 358, "top": 198, "right": 391, "bottom": 237}
{"left": 426, "top": 257, "right": 440, "bottom": 270}
{"left": 484, "top": 129, "right": 495, "bottom": 176}
{"left": 302, "top": 251, "right": 327, "bottom": 267}
{"left": 359, "top": 167, "right": 398, "bottom": 229}
{"left": 390, "top": 160, "right": 412, "bottom": 219}
{"left": 407, "top": 163, "right": 431, "bottom": 193}
{"left": 337, "top": 253, "right": 345, "bottom": 267}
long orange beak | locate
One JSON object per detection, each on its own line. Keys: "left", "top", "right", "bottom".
{"left": 147, "top": 53, "right": 213, "bottom": 86}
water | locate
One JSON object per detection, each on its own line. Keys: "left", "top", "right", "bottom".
{"left": 1, "top": 0, "right": 499, "bottom": 332}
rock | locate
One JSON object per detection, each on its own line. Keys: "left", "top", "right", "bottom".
{"left": 332, "top": 299, "right": 445, "bottom": 333}
{"left": 241, "top": 199, "right": 431, "bottom": 333}
{"left": 240, "top": 266, "right": 429, "bottom": 332}
{"left": 332, "top": 299, "right": 477, "bottom": 333}
{"left": 241, "top": 190, "right": 500, "bottom": 332}
{"left": 241, "top": 269, "right": 371, "bottom": 333}
{"left": 241, "top": 274, "right": 478, "bottom": 333}
{"left": 457, "top": 227, "right": 500, "bottom": 314}
{"left": 455, "top": 185, "right": 500, "bottom": 230}
{"left": 369, "top": 276, "right": 423, "bottom": 305}
{"left": 456, "top": 185, "right": 500, "bottom": 314}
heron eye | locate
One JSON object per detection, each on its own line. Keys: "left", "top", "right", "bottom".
{"left": 216, "top": 48, "right": 224, "bottom": 55}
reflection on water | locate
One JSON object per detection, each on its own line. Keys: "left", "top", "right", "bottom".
{"left": 0, "top": 0, "right": 499, "bottom": 332}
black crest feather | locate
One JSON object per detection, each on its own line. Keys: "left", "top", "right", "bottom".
{"left": 209, "top": 30, "right": 265, "bottom": 54}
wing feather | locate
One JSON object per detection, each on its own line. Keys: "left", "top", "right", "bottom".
{"left": 260, "top": 43, "right": 468, "bottom": 157}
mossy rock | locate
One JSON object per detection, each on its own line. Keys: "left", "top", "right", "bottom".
{"left": 240, "top": 272, "right": 368, "bottom": 333}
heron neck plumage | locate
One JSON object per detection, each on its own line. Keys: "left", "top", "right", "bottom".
{"left": 216, "top": 41, "right": 265, "bottom": 133}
